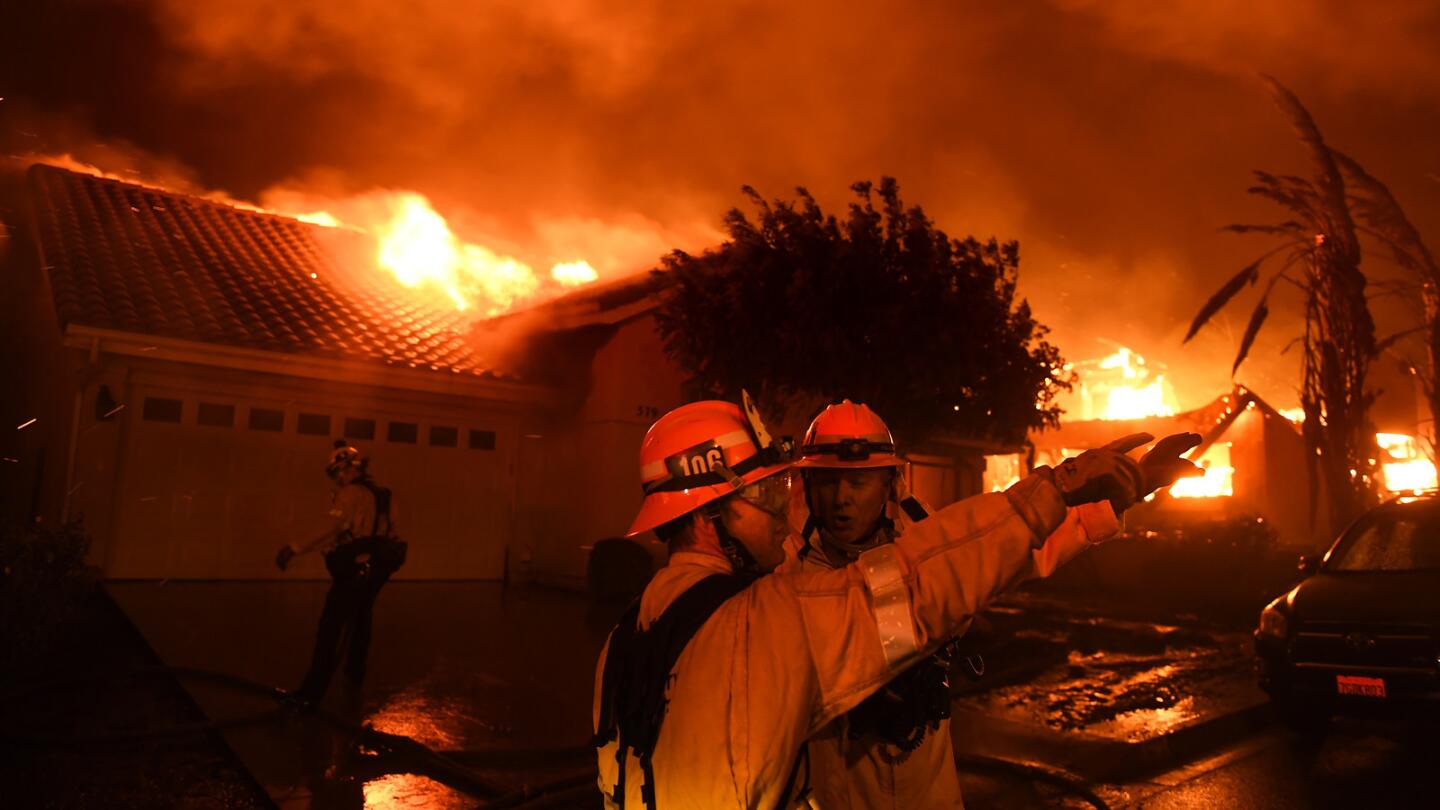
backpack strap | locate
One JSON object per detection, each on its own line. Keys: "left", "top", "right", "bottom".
{"left": 898, "top": 495, "right": 929, "bottom": 524}
{"left": 593, "top": 573, "right": 752, "bottom": 808}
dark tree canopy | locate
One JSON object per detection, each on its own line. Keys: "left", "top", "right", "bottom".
{"left": 652, "top": 178, "right": 1067, "bottom": 447}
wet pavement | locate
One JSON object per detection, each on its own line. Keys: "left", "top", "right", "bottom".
{"left": 107, "top": 580, "right": 1275, "bottom": 809}
{"left": 963, "top": 598, "right": 1261, "bottom": 743}
{"left": 110, "top": 581, "right": 621, "bottom": 809}
{"left": 1114, "top": 722, "right": 1440, "bottom": 808}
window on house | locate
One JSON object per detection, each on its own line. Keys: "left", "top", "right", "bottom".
{"left": 387, "top": 421, "right": 418, "bottom": 443}
{"left": 469, "top": 429, "right": 496, "bottom": 450}
{"left": 248, "top": 408, "right": 284, "bottom": 432}
{"left": 344, "top": 417, "right": 376, "bottom": 440}
{"left": 297, "top": 413, "right": 331, "bottom": 436}
{"left": 429, "top": 426, "right": 459, "bottom": 447}
{"left": 197, "top": 402, "right": 235, "bottom": 428}
{"left": 142, "top": 397, "right": 182, "bottom": 423}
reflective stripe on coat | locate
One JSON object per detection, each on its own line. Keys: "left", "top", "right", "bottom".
{"left": 592, "top": 473, "right": 1080, "bottom": 808}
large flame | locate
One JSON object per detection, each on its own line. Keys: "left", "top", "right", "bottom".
{"left": 272, "top": 191, "right": 600, "bottom": 315}
{"left": 374, "top": 193, "right": 551, "bottom": 314}
{"left": 1278, "top": 417, "right": 1438, "bottom": 494}
{"left": 30, "top": 158, "right": 653, "bottom": 317}
{"left": 1059, "top": 346, "right": 1178, "bottom": 421}
{"left": 1097, "top": 347, "right": 1176, "bottom": 420}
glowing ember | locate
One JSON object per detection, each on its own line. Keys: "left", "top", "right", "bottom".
{"left": 1376, "top": 433, "right": 1438, "bottom": 493}
{"left": 1170, "top": 442, "right": 1234, "bottom": 498}
{"left": 551, "top": 260, "right": 599, "bottom": 286}
{"left": 294, "top": 211, "right": 341, "bottom": 228}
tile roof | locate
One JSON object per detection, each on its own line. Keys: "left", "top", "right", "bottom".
{"left": 24, "top": 164, "right": 494, "bottom": 376}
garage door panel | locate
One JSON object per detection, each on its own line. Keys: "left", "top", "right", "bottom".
{"left": 109, "top": 390, "right": 515, "bottom": 580}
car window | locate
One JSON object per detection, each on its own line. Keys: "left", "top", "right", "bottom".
{"left": 1328, "top": 513, "right": 1440, "bottom": 571}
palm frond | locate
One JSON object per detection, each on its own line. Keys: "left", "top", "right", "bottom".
{"left": 1185, "top": 258, "right": 1262, "bottom": 342}
{"left": 1233, "top": 294, "right": 1270, "bottom": 375}
{"left": 1222, "top": 222, "right": 1305, "bottom": 236}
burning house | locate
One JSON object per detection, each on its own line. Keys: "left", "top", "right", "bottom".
{"left": 1031, "top": 385, "right": 1315, "bottom": 546}
{"left": 1022, "top": 348, "right": 1437, "bottom": 549}
{"left": 2, "top": 164, "right": 994, "bottom": 587}
{"left": 3, "top": 164, "right": 565, "bottom": 580}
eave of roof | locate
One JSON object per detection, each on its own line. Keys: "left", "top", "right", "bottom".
{"left": 62, "top": 323, "right": 556, "bottom": 405}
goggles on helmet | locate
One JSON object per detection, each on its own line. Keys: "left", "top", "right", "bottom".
{"left": 733, "top": 472, "right": 792, "bottom": 517}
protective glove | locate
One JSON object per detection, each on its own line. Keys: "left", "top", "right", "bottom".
{"left": 1051, "top": 433, "right": 1147, "bottom": 513}
{"left": 1137, "top": 432, "right": 1205, "bottom": 498}
{"left": 275, "top": 544, "right": 296, "bottom": 571}
{"left": 1051, "top": 432, "right": 1203, "bottom": 514}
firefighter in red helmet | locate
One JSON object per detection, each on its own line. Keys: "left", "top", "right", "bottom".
{"left": 784, "top": 400, "right": 1168, "bottom": 808}
{"left": 592, "top": 393, "right": 1201, "bottom": 808}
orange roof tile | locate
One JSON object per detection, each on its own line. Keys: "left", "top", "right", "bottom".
{"left": 25, "top": 164, "right": 493, "bottom": 376}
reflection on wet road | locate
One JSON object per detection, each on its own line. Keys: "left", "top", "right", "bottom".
{"left": 110, "top": 581, "right": 619, "bottom": 809}
{"left": 1120, "top": 724, "right": 1440, "bottom": 808}
{"left": 962, "top": 607, "right": 1258, "bottom": 743}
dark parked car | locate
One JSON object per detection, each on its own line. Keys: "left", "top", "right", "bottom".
{"left": 1254, "top": 497, "right": 1440, "bottom": 732}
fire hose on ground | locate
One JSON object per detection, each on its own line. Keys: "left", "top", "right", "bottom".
{"left": 0, "top": 665, "right": 1112, "bottom": 809}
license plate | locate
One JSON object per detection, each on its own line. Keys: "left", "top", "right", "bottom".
{"left": 1336, "top": 674, "right": 1387, "bottom": 698}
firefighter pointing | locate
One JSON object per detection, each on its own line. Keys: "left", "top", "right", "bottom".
{"left": 592, "top": 395, "right": 1201, "bottom": 807}
{"left": 784, "top": 400, "right": 1166, "bottom": 808}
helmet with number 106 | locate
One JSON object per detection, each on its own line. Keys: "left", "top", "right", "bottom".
{"left": 627, "top": 400, "right": 793, "bottom": 537}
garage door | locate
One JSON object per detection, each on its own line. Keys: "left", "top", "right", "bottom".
{"left": 107, "top": 384, "right": 514, "bottom": 580}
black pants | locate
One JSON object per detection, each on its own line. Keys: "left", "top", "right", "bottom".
{"left": 296, "top": 567, "right": 388, "bottom": 701}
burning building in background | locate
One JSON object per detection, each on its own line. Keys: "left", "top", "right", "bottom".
{"left": 7, "top": 159, "right": 1435, "bottom": 582}
{"left": 0, "top": 163, "right": 999, "bottom": 587}
{"left": 1009, "top": 346, "right": 1438, "bottom": 549}
{"left": 1033, "top": 383, "right": 1313, "bottom": 546}
{"left": 0, "top": 162, "right": 661, "bottom": 582}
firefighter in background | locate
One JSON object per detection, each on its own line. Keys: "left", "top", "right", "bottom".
{"left": 275, "top": 441, "right": 407, "bottom": 706}
{"left": 591, "top": 395, "right": 1202, "bottom": 808}
{"left": 783, "top": 401, "right": 1158, "bottom": 808}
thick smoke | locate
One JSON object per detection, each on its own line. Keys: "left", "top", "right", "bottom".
{"left": 4, "top": 0, "right": 1439, "bottom": 408}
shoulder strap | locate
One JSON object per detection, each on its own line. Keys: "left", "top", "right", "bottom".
{"left": 593, "top": 573, "right": 751, "bottom": 808}
{"left": 899, "top": 495, "right": 928, "bottom": 524}
{"left": 592, "top": 601, "right": 641, "bottom": 749}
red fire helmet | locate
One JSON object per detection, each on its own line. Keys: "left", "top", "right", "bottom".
{"left": 794, "top": 400, "right": 903, "bottom": 469}
{"left": 627, "top": 400, "right": 793, "bottom": 537}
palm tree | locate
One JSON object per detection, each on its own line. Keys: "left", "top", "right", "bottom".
{"left": 1185, "top": 76, "right": 1379, "bottom": 535}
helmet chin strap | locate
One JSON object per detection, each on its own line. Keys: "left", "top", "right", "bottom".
{"left": 817, "top": 516, "right": 893, "bottom": 561}
{"left": 708, "top": 510, "right": 763, "bottom": 580}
